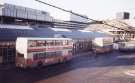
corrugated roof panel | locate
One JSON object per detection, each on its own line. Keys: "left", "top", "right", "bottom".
{"left": 0, "top": 27, "right": 55, "bottom": 40}
{"left": 51, "top": 28, "right": 71, "bottom": 32}
{"left": 0, "top": 24, "right": 33, "bottom": 30}
{"left": 0, "top": 25, "right": 112, "bottom": 41}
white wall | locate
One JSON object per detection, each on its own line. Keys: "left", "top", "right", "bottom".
{"left": 16, "top": 38, "right": 28, "bottom": 59}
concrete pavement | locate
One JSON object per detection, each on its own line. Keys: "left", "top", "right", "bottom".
{"left": 1, "top": 51, "right": 135, "bottom": 83}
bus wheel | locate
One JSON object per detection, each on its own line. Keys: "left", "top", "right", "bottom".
{"left": 16, "top": 67, "right": 25, "bottom": 72}
{"left": 37, "top": 61, "right": 43, "bottom": 68}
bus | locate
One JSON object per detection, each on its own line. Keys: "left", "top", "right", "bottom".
{"left": 92, "top": 37, "right": 113, "bottom": 53}
{"left": 16, "top": 37, "right": 73, "bottom": 68}
{"left": 118, "top": 41, "right": 135, "bottom": 52}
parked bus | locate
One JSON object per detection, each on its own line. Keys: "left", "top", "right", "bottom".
{"left": 92, "top": 37, "right": 113, "bottom": 53}
{"left": 118, "top": 41, "right": 135, "bottom": 52}
{"left": 16, "top": 37, "right": 73, "bottom": 68}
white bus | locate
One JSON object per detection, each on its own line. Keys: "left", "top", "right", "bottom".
{"left": 118, "top": 41, "right": 135, "bottom": 52}
{"left": 92, "top": 37, "right": 113, "bottom": 53}
{"left": 16, "top": 37, "right": 73, "bottom": 68}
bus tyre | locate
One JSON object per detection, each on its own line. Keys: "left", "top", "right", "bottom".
{"left": 16, "top": 67, "right": 24, "bottom": 72}
{"left": 37, "top": 61, "right": 43, "bottom": 68}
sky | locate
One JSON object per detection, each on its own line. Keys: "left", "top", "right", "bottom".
{"left": 2, "top": 0, "right": 135, "bottom": 20}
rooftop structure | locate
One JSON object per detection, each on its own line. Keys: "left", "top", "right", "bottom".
{"left": 85, "top": 18, "right": 135, "bottom": 41}
{"left": 0, "top": 3, "right": 53, "bottom": 22}
{"left": 0, "top": 24, "right": 111, "bottom": 41}
{"left": 0, "top": 3, "right": 89, "bottom": 29}
{"left": 116, "top": 12, "right": 130, "bottom": 20}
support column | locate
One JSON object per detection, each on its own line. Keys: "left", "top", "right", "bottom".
{"left": 0, "top": 16, "right": 3, "bottom": 24}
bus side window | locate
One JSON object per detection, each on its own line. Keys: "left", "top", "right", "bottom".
{"left": 46, "top": 52, "right": 49, "bottom": 58}
{"left": 63, "top": 40, "right": 67, "bottom": 45}
{"left": 36, "top": 40, "right": 44, "bottom": 47}
{"left": 62, "top": 40, "right": 63, "bottom": 45}
{"left": 33, "top": 53, "right": 38, "bottom": 60}
{"left": 46, "top": 40, "right": 53, "bottom": 46}
{"left": 52, "top": 40, "right": 55, "bottom": 46}
{"left": 68, "top": 50, "right": 72, "bottom": 55}
{"left": 46, "top": 40, "right": 49, "bottom": 46}
{"left": 28, "top": 40, "right": 36, "bottom": 47}
{"left": 55, "top": 40, "right": 58, "bottom": 46}
{"left": 50, "top": 41, "right": 53, "bottom": 46}
{"left": 66, "top": 40, "right": 69, "bottom": 45}
{"left": 43, "top": 41, "right": 46, "bottom": 46}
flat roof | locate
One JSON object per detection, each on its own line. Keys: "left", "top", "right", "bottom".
{"left": 0, "top": 24, "right": 111, "bottom": 41}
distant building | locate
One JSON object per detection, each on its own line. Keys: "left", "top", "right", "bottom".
{"left": 0, "top": 3, "right": 95, "bottom": 66}
{"left": 116, "top": 12, "right": 130, "bottom": 20}
{"left": 0, "top": 3, "right": 53, "bottom": 25}
{"left": 85, "top": 19, "right": 135, "bottom": 41}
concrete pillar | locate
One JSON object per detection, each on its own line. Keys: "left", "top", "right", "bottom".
{"left": 0, "top": 16, "right": 3, "bottom": 24}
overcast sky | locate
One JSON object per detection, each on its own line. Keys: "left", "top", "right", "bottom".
{"left": 3, "top": 0, "right": 135, "bottom": 20}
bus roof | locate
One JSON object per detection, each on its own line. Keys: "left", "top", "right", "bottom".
{"left": 17, "top": 37, "right": 72, "bottom": 41}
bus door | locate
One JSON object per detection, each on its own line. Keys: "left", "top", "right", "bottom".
{"left": 2, "top": 48, "right": 15, "bottom": 65}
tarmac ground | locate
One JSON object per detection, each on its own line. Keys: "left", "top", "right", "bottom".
{"left": 1, "top": 51, "right": 135, "bottom": 83}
